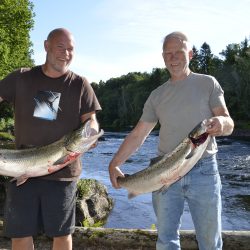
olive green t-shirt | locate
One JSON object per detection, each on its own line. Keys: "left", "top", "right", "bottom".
{"left": 140, "top": 72, "right": 226, "bottom": 157}
{"left": 0, "top": 66, "right": 101, "bottom": 180}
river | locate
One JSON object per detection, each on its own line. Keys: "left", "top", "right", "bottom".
{"left": 81, "top": 131, "right": 250, "bottom": 230}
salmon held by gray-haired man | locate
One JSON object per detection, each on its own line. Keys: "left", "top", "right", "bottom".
{"left": 117, "top": 119, "right": 210, "bottom": 198}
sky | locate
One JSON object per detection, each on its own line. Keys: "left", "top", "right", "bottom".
{"left": 30, "top": 0, "right": 250, "bottom": 83}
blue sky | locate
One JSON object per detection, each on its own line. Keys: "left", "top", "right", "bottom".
{"left": 30, "top": 0, "right": 250, "bottom": 83}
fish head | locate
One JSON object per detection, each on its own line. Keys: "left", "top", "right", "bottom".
{"left": 65, "top": 119, "right": 104, "bottom": 154}
{"left": 188, "top": 120, "right": 209, "bottom": 147}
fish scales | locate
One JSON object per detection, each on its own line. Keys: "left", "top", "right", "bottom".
{"left": 0, "top": 120, "right": 104, "bottom": 185}
{"left": 0, "top": 138, "right": 66, "bottom": 177}
{"left": 117, "top": 120, "right": 210, "bottom": 198}
{"left": 118, "top": 138, "right": 192, "bottom": 194}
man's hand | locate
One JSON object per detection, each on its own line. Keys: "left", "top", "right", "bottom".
{"left": 89, "top": 128, "right": 99, "bottom": 149}
{"left": 206, "top": 117, "right": 224, "bottom": 136}
{"left": 109, "top": 164, "right": 125, "bottom": 189}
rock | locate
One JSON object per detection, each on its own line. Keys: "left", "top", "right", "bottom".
{"left": 75, "top": 179, "right": 114, "bottom": 227}
{"left": 1, "top": 228, "right": 250, "bottom": 250}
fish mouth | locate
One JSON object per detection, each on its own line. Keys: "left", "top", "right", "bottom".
{"left": 189, "top": 132, "right": 209, "bottom": 146}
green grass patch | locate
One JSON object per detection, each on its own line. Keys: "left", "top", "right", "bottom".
{"left": 0, "top": 132, "right": 14, "bottom": 141}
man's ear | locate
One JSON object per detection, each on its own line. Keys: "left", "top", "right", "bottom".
{"left": 44, "top": 40, "right": 49, "bottom": 52}
{"left": 189, "top": 49, "right": 193, "bottom": 60}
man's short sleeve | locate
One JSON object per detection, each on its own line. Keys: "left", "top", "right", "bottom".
{"left": 80, "top": 77, "right": 101, "bottom": 115}
{"left": 140, "top": 93, "right": 158, "bottom": 123}
{"left": 209, "top": 77, "right": 226, "bottom": 109}
{"left": 0, "top": 70, "right": 20, "bottom": 103}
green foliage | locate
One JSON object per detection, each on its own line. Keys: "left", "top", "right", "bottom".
{"left": 94, "top": 69, "right": 169, "bottom": 129}
{"left": 0, "top": 117, "right": 14, "bottom": 134}
{"left": 0, "top": 0, "right": 34, "bottom": 128}
{"left": 218, "top": 39, "right": 250, "bottom": 121}
{"left": 0, "top": 0, "right": 35, "bottom": 79}
{"left": 0, "top": 131, "right": 14, "bottom": 141}
{"left": 82, "top": 218, "right": 106, "bottom": 228}
{"left": 77, "top": 179, "right": 92, "bottom": 199}
{"left": 190, "top": 43, "right": 223, "bottom": 76}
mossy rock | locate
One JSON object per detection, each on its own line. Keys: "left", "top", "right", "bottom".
{"left": 76, "top": 179, "right": 114, "bottom": 227}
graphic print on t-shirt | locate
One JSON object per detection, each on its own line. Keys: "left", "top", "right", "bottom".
{"left": 33, "top": 90, "right": 61, "bottom": 121}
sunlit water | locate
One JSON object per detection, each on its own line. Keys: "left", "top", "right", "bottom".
{"left": 81, "top": 132, "right": 250, "bottom": 230}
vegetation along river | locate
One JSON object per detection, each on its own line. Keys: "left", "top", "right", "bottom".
{"left": 81, "top": 131, "right": 250, "bottom": 230}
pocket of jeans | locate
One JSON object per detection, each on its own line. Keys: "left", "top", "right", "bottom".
{"left": 200, "top": 156, "right": 219, "bottom": 175}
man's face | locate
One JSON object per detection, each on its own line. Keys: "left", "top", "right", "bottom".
{"left": 162, "top": 37, "right": 192, "bottom": 80}
{"left": 44, "top": 32, "right": 75, "bottom": 75}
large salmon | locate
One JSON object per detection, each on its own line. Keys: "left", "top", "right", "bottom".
{"left": 117, "top": 120, "right": 211, "bottom": 198}
{"left": 0, "top": 120, "right": 104, "bottom": 185}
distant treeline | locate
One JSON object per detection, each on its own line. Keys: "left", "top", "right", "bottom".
{"left": 0, "top": 1, "right": 249, "bottom": 132}
{"left": 92, "top": 40, "right": 250, "bottom": 130}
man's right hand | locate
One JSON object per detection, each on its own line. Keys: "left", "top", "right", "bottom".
{"left": 109, "top": 164, "right": 125, "bottom": 189}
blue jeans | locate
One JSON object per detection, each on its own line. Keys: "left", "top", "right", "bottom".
{"left": 152, "top": 154, "right": 222, "bottom": 250}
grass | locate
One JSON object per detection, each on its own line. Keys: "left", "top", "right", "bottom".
{"left": 0, "top": 131, "right": 14, "bottom": 141}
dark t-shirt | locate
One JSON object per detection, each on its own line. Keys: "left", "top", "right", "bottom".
{"left": 0, "top": 66, "right": 101, "bottom": 180}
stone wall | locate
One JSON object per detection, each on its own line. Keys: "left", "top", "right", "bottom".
{"left": 0, "top": 228, "right": 250, "bottom": 250}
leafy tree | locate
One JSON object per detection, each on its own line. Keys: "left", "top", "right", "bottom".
{"left": 190, "top": 43, "right": 223, "bottom": 77}
{"left": 220, "top": 43, "right": 240, "bottom": 65}
{"left": 0, "top": 0, "right": 35, "bottom": 79}
{"left": 92, "top": 70, "right": 169, "bottom": 129}
{"left": 189, "top": 46, "right": 200, "bottom": 72}
{"left": 230, "top": 49, "right": 250, "bottom": 120}
{"left": 0, "top": 0, "right": 35, "bottom": 132}
{"left": 219, "top": 38, "right": 250, "bottom": 121}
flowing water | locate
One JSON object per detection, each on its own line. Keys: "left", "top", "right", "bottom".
{"left": 81, "top": 132, "right": 250, "bottom": 230}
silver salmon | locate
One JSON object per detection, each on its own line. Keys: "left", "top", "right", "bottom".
{"left": 117, "top": 120, "right": 210, "bottom": 198}
{"left": 0, "top": 120, "right": 104, "bottom": 185}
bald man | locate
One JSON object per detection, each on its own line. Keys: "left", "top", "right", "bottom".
{"left": 0, "top": 28, "right": 101, "bottom": 250}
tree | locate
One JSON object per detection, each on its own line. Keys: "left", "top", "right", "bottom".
{"left": 218, "top": 38, "right": 250, "bottom": 121}
{"left": 232, "top": 49, "right": 250, "bottom": 120}
{"left": 220, "top": 43, "right": 240, "bottom": 65}
{"left": 0, "top": 0, "right": 35, "bottom": 131}
{"left": 197, "top": 42, "right": 213, "bottom": 74}
{"left": 189, "top": 46, "right": 200, "bottom": 72}
{"left": 0, "top": 0, "right": 35, "bottom": 79}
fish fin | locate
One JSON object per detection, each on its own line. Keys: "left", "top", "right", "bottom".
{"left": 185, "top": 148, "right": 198, "bottom": 159}
{"left": 49, "top": 152, "right": 81, "bottom": 173}
{"left": 48, "top": 153, "right": 80, "bottom": 174}
{"left": 10, "top": 175, "right": 29, "bottom": 186}
{"left": 149, "top": 155, "right": 164, "bottom": 166}
{"left": 53, "top": 152, "right": 80, "bottom": 165}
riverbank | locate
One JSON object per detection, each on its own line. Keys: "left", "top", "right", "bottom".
{"left": 0, "top": 127, "right": 250, "bottom": 145}
{"left": 229, "top": 128, "right": 250, "bottom": 141}
{"left": 0, "top": 228, "right": 249, "bottom": 250}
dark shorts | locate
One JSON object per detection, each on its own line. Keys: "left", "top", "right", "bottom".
{"left": 3, "top": 178, "right": 77, "bottom": 238}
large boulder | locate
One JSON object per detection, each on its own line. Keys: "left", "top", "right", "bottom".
{"left": 75, "top": 178, "right": 114, "bottom": 227}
